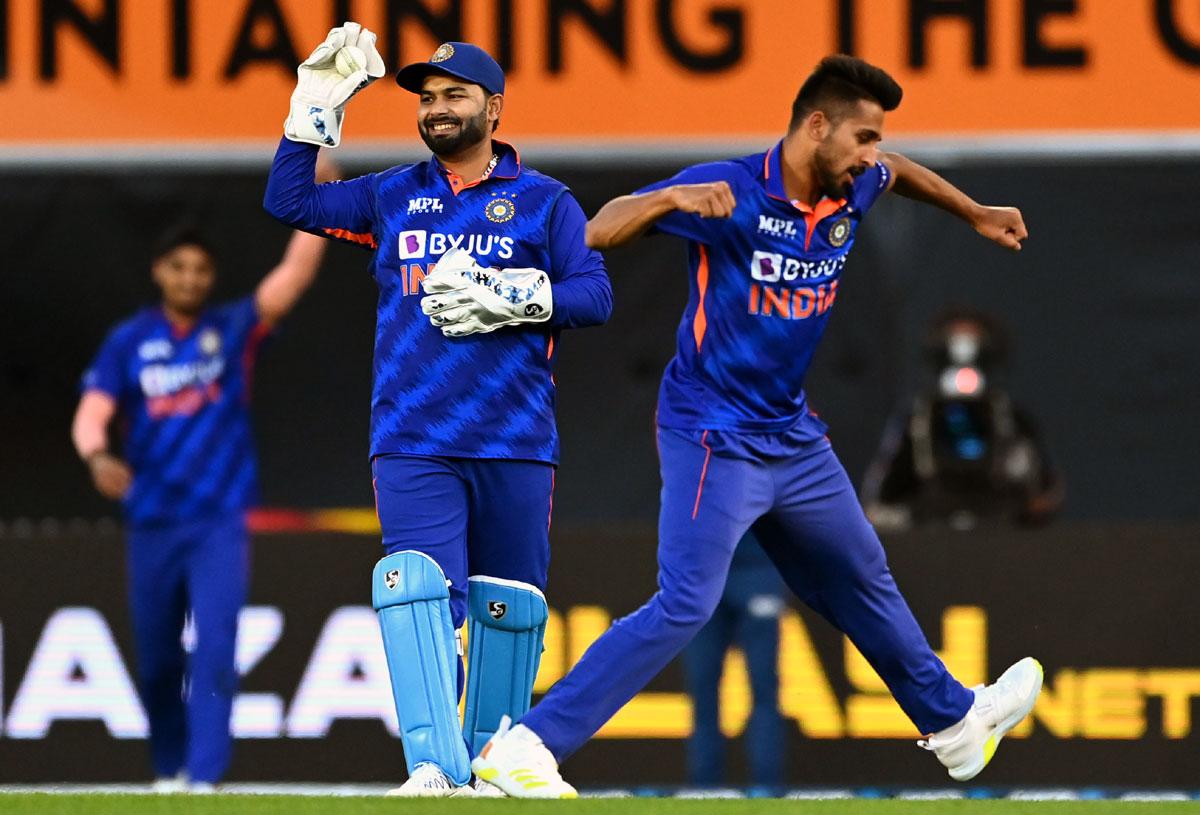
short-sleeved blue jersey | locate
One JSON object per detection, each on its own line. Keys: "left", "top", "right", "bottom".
{"left": 82, "top": 297, "right": 269, "bottom": 527}
{"left": 638, "top": 142, "right": 891, "bottom": 441}
{"left": 265, "top": 138, "right": 611, "bottom": 465}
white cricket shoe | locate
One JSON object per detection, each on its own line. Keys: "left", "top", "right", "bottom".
{"left": 385, "top": 762, "right": 475, "bottom": 797}
{"left": 920, "top": 656, "right": 1044, "bottom": 781}
{"left": 471, "top": 716, "right": 578, "bottom": 799}
{"left": 151, "top": 774, "right": 187, "bottom": 794}
{"left": 472, "top": 775, "right": 508, "bottom": 797}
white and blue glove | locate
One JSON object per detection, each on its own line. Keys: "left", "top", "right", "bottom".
{"left": 420, "top": 248, "right": 553, "bottom": 337}
{"left": 285, "top": 22, "right": 385, "bottom": 147}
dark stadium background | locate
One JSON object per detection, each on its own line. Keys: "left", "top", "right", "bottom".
{"left": 3, "top": 159, "right": 1197, "bottom": 526}
{"left": 2, "top": 158, "right": 1199, "bottom": 786}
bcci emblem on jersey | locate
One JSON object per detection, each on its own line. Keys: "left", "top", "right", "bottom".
{"left": 200, "top": 329, "right": 222, "bottom": 355}
{"left": 828, "top": 217, "right": 852, "bottom": 247}
{"left": 485, "top": 196, "right": 516, "bottom": 224}
{"left": 431, "top": 43, "right": 455, "bottom": 63}
{"left": 488, "top": 600, "right": 507, "bottom": 620}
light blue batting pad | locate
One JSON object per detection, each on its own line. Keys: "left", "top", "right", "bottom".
{"left": 372, "top": 551, "right": 470, "bottom": 785}
{"left": 462, "top": 576, "right": 549, "bottom": 755}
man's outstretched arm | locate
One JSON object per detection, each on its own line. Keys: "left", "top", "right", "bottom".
{"left": 585, "top": 182, "right": 736, "bottom": 250}
{"left": 256, "top": 155, "right": 340, "bottom": 325}
{"left": 880, "top": 151, "right": 1028, "bottom": 251}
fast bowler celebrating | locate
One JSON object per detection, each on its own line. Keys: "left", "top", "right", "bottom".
{"left": 473, "top": 55, "right": 1041, "bottom": 797}
{"left": 263, "top": 24, "right": 612, "bottom": 797}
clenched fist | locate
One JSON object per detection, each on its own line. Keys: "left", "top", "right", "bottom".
{"left": 666, "top": 181, "right": 737, "bottom": 219}
{"left": 972, "top": 205, "right": 1028, "bottom": 251}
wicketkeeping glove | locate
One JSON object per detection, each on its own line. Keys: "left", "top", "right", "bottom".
{"left": 420, "top": 248, "right": 553, "bottom": 337}
{"left": 284, "top": 21, "right": 385, "bottom": 147}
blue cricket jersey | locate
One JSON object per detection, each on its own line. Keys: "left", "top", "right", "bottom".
{"left": 82, "top": 297, "right": 269, "bottom": 527}
{"left": 264, "top": 138, "right": 611, "bottom": 465}
{"left": 639, "top": 142, "right": 892, "bottom": 442}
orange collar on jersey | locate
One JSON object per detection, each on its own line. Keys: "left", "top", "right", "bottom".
{"left": 436, "top": 139, "right": 522, "bottom": 195}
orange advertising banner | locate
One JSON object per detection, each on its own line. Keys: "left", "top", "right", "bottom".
{"left": 3, "top": 0, "right": 1200, "bottom": 146}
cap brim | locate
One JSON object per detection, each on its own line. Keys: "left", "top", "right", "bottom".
{"left": 395, "top": 63, "right": 494, "bottom": 94}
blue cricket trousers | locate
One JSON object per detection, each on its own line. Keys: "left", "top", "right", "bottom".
{"left": 523, "top": 428, "right": 973, "bottom": 761}
{"left": 372, "top": 453, "right": 553, "bottom": 637}
{"left": 126, "top": 513, "right": 247, "bottom": 783}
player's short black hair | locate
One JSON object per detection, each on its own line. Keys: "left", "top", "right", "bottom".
{"left": 152, "top": 222, "right": 216, "bottom": 264}
{"left": 789, "top": 55, "right": 903, "bottom": 131}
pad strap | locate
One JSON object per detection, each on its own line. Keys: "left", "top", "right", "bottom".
{"left": 372, "top": 551, "right": 470, "bottom": 785}
{"left": 462, "top": 576, "right": 549, "bottom": 754}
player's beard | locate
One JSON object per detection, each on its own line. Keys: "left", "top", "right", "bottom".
{"left": 814, "top": 141, "right": 859, "bottom": 199}
{"left": 419, "top": 107, "right": 490, "bottom": 158}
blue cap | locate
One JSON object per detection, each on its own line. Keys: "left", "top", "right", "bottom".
{"left": 395, "top": 42, "right": 505, "bottom": 96}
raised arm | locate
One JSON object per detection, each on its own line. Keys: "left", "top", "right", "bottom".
{"left": 254, "top": 231, "right": 328, "bottom": 326}
{"left": 255, "top": 154, "right": 340, "bottom": 325}
{"left": 880, "top": 151, "right": 1028, "bottom": 251}
{"left": 72, "top": 391, "right": 131, "bottom": 500}
{"left": 585, "top": 182, "right": 736, "bottom": 250}
{"left": 263, "top": 138, "right": 377, "bottom": 244}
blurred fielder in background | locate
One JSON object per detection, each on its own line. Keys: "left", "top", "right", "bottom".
{"left": 475, "top": 55, "right": 1042, "bottom": 797}
{"left": 264, "top": 24, "right": 611, "bottom": 797}
{"left": 70, "top": 168, "right": 335, "bottom": 789}
{"left": 683, "top": 531, "right": 788, "bottom": 790}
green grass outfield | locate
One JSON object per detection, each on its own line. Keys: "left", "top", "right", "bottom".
{"left": 2, "top": 797, "right": 1200, "bottom": 815}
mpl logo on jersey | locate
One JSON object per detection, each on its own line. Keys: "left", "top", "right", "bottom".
{"left": 757, "top": 215, "right": 798, "bottom": 239}
{"left": 397, "top": 230, "right": 515, "bottom": 261}
{"left": 406, "top": 197, "right": 444, "bottom": 215}
{"left": 137, "top": 339, "right": 173, "bottom": 361}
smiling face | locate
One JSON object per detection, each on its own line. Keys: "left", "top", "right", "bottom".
{"left": 416, "top": 74, "right": 502, "bottom": 158}
{"left": 811, "top": 98, "right": 885, "bottom": 199}
{"left": 152, "top": 244, "right": 215, "bottom": 318}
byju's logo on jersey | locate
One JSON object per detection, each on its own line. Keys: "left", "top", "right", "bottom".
{"left": 751, "top": 250, "right": 846, "bottom": 283}
{"left": 407, "top": 197, "right": 444, "bottom": 215}
{"left": 751, "top": 251, "right": 785, "bottom": 282}
{"left": 398, "top": 230, "right": 428, "bottom": 259}
{"left": 757, "top": 216, "right": 798, "bottom": 239}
